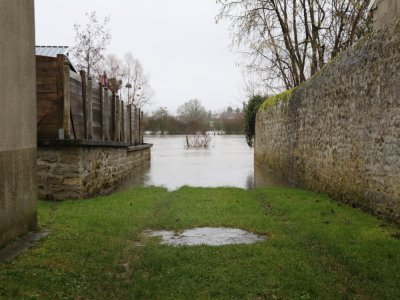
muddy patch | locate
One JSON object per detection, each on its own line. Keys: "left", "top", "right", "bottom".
{"left": 0, "top": 231, "right": 49, "bottom": 262}
{"left": 144, "top": 227, "right": 266, "bottom": 246}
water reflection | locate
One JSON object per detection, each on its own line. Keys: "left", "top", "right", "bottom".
{"left": 119, "top": 135, "right": 291, "bottom": 191}
{"left": 253, "top": 163, "right": 294, "bottom": 188}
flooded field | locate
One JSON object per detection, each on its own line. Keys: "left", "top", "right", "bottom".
{"left": 119, "top": 135, "right": 290, "bottom": 190}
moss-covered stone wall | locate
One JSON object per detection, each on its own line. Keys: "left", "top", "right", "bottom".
{"left": 255, "top": 18, "right": 400, "bottom": 222}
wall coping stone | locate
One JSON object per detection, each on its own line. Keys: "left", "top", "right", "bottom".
{"left": 128, "top": 144, "right": 153, "bottom": 152}
{"left": 38, "top": 139, "right": 130, "bottom": 148}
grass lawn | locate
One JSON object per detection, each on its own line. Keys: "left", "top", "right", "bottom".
{"left": 0, "top": 187, "right": 399, "bottom": 299}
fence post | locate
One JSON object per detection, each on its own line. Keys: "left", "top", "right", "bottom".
{"left": 60, "top": 57, "right": 71, "bottom": 139}
{"left": 99, "top": 83, "right": 104, "bottom": 140}
{"left": 80, "top": 70, "right": 88, "bottom": 139}
{"left": 141, "top": 110, "right": 144, "bottom": 144}
{"left": 134, "top": 106, "right": 138, "bottom": 145}
{"left": 87, "top": 77, "right": 93, "bottom": 140}
{"left": 104, "top": 88, "right": 109, "bottom": 141}
{"left": 111, "top": 92, "right": 117, "bottom": 141}
{"left": 121, "top": 101, "right": 125, "bottom": 143}
{"left": 128, "top": 105, "right": 132, "bottom": 146}
{"left": 137, "top": 108, "right": 141, "bottom": 145}
{"left": 115, "top": 95, "right": 120, "bottom": 142}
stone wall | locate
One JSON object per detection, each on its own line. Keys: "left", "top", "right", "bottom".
{"left": 37, "top": 145, "right": 151, "bottom": 200}
{"left": 0, "top": 0, "right": 37, "bottom": 248}
{"left": 255, "top": 18, "right": 400, "bottom": 222}
{"left": 372, "top": 0, "right": 400, "bottom": 30}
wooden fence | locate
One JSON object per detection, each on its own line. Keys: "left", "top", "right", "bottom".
{"left": 36, "top": 54, "right": 144, "bottom": 146}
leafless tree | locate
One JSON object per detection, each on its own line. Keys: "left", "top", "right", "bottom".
{"left": 177, "top": 99, "right": 208, "bottom": 134}
{"left": 217, "top": 0, "right": 372, "bottom": 92}
{"left": 120, "top": 52, "right": 154, "bottom": 108}
{"left": 98, "top": 54, "right": 122, "bottom": 79}
{"left": 71, "top": 11, "right": 111, "bottom": 77}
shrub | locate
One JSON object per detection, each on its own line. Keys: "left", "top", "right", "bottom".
{"left": 243, "top": 94, "right": 267, "bottom": 147}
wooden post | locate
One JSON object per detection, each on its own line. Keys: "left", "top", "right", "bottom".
{"left": 138, "top": 108, "right": 141, "bottom": 145}
{"left": 57, "top": 55, "right": 71, "bottom": 139}
{"left": 115, "top": 95, "right": 120, "bottom": 142}
{"left": 128, "top": 105, "right": 132, "bottom": 145}
{"left": 121, "top": 101, "right": 125, "bottom": 143}
{"left": 140, "top": 110, "right": 144, "bottom": 144}
{"left": 80, "top": 70, "right": 88, "bottom": 139}
{"left": 134, "top": 106, "right": 138, "bottom": 145}
{"left": 87, "top": 77, "right": 93, "bottom": 140}
{"left": 99, "top": 83, "right": 104, "bottom": 140}
{"left": 104, "top": 88, "right": 109, "bottom": 141}
{"left": 111, "top": 92, "right": 117, "bottom": 141}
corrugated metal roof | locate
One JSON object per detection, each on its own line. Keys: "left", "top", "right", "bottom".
{"left": 35, "top": 46, "right": 70, "bottom": 57}
{"left": 35, "top": 46, "right": 78, "bottom": 73}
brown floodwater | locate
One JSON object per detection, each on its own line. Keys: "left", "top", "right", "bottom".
{"left": 119, "top": 135, "right": 291, "bottom": 191}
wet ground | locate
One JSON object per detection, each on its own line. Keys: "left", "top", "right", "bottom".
{"left": 0, "top": 231, "right": 49, "bottom": 262}
{"left": 145, "top": 227, "right": 266, "bottom": 246}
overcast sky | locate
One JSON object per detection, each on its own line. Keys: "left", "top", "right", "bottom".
{"left": 35, "top": 0, "right": 244, "bottom": 114}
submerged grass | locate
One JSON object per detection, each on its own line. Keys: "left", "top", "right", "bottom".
{"left": 1, "top": 187, "right": 399, "bottom": 299}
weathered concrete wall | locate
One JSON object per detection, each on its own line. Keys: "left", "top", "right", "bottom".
{"left": 372, "top": 0, "right": 400, "bottom": 30}
{"left": 0, "top": 0, "right": 37, "bottom": 248}
{"left": 255, "top": 18, "right": 400, "bottom": 222}
{"left": 37, "top": 145, "right": 151, "bottom": 200}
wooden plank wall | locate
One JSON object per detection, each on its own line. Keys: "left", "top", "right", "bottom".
{"left": 36, "top": 56, "right": 59, "bottom": 139}
{"left": 92, "top": 82, "right": 101, "bottom": 140}
{"left": 36, "top": 55, "right": 143, "bottom": 146}
{"left": 69, "top": 72, "right": 84, "bottom": 139}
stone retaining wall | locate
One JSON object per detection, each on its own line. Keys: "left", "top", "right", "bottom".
{"left": 255, "top": 18, "right": 400, "bottom": 222}
{"left": 37, "top": 145, "right": 151, "bottom": 200}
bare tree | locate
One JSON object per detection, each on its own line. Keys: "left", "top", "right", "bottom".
{"left": 71, "top": 11, "right": 111, "bottom": 77}
{"left": 217, "top": 0, "right": 372, "bottom": 92}
{"left": 120, "top": 52, "right": 154, "bottom": 108}
{"left": 151, "top": 107, "right": 170, "bottom": 134}
{"left": 99, "top": 54, "right": 122, "bottom": 79}
{"left": 177, "top": 99, "right": 208, "bottom": 134}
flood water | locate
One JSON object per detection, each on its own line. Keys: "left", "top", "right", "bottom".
{"left": 119, "top": 135, "right": 290, "bottom": 190}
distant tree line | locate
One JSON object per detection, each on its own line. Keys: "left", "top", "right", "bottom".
{"left": 143, "top": 99, "right": 244, "bottom": 135}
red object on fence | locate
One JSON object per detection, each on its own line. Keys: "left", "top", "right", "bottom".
{"left": 100, "top": 71, "right": 109, "bottom": 88}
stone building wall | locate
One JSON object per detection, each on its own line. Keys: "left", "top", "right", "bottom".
{"left": 37, "top": 145, "right": 151, "bottom": 200}
{"left": 0, "top": 0, "right": 37, "bottom": 248}
{"left": 255, "top": 18, "right": 400, "bottom": 222}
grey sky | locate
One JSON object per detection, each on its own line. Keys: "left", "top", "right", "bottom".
{"left": 35, "top": 0, "right": 244, "bottom": 114}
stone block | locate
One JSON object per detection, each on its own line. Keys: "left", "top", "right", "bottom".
{"left": 37, "top": 145, "right": 151, "bottom": 200}
{"left": 62, "top": 177, "right": 82, "bottom": 186}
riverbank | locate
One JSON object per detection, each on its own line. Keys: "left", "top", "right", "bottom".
{"left": 1, "top": 187, "right": 399, "bottom": 299}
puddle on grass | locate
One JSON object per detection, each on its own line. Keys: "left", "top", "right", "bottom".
{"left": 144, "top": 227, "right": 266, "bottom": 246}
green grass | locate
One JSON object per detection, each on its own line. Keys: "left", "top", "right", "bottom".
{"left": 1, "top": 187, "right": 399, "bottom": 299}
